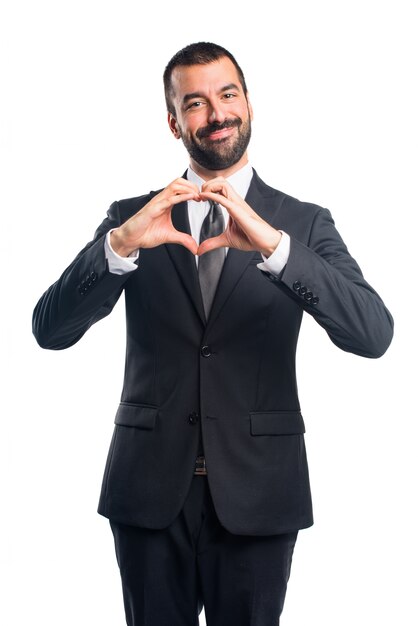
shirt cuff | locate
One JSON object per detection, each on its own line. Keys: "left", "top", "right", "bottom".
{"left": 105, "top": 230, "right": 139, "bottom": 275}
{"left": 257, "top": 231, "right": 290, "bottom": 276}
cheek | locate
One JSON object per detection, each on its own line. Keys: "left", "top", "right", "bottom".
{"left": 178, "top": 120, "right": 194, "bottom": 137}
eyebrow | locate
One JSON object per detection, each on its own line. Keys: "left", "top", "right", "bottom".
{"left": 182, "top": 83, "right": 241, "bottom": 106}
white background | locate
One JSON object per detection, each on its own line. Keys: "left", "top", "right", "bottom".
{"left": 3, "top": 1, "right": 417, "bottom": 624}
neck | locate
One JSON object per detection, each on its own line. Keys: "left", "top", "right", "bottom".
{"left": 189, "top": 153, "right": 249, "bottom": 181}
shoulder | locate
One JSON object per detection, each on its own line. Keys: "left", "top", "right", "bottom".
{"left": 118, "top": 192, "right": 157, "bottom": 207}
{"left": 251, "top": 169, "right": 328, "bottom": 235}
{"left": 109, "top": 188, "right": 162, "bottom": 222}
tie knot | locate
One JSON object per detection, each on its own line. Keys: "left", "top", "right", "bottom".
{"left": 208, "top": 200, "right": 221, "bottom": 220}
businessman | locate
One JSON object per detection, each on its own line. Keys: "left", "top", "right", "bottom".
{"left": 33, "top": 42, "right": 394, "bottom": 626}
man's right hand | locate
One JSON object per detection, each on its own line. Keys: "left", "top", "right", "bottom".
{"left": 110, "top": 178, "right": 201, "bottom": 256}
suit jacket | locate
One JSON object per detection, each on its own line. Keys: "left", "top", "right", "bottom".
{"left": 33, "top": 170, "right": 393, "bottom": 536}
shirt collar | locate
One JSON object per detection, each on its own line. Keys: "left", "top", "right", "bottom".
{"left": 186, "top": 162, "right": 253, "bottom": 199}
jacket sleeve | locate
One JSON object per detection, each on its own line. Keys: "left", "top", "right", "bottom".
{"left": 264, "top": 207, "right": 394, "bottom": 358}
{"left": 32, "top": 200, "right": 135, "bottom": 350}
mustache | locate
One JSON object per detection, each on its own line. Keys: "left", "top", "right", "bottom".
{"left": 196, "top": 118, "right": 242, "bottom": 139}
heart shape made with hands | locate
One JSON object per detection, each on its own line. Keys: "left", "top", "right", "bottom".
{"left": 195, "top": 199, "right": 227, "bottom": 257}
{"left": 193, "top": 179, "right": 249, "bottom": 255}
{"left": 126, "top": 176, "right": 280, "bottom": 259}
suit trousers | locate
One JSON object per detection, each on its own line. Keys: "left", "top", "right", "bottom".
{"left": 110, "top": 474, "right": 298, "bottom": 626}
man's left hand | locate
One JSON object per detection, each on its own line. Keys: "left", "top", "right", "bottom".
{"left": 198, "top": 178, "right": 282, "bottom": 258}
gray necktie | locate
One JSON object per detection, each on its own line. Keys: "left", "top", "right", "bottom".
{"left": 198, "top": 201, "right": 226, "bottom": 318}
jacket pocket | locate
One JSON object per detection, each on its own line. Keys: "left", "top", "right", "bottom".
{"left": 250, "top": 411, "right": 305, "bottom": 435}
{"left": 114, "top": 402, "right": 158, "bottom": 430}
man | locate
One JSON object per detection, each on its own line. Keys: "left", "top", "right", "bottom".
{"left": 33, "top": 42, "right": 394, "bottom": 625}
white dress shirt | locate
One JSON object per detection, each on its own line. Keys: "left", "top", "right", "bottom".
{"left": 105, "top": 163, "right": 290, "bottom": 276}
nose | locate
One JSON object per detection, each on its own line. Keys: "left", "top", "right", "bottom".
{"left": 208, "top": 102, "right": 226, "bottom": 124}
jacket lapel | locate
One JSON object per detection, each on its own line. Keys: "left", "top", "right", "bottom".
{"left": 165, "top": 200, "right": 206, "bottom": 325}
{"left": 206, "top": 170, "right": 286, "bottom": 329}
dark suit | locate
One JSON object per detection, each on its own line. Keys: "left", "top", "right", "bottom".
{"left": 33, "top": 170, "right": 393, "bottom": 622}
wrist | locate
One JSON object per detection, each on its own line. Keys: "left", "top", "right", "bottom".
{"left": 260, "top": 230, "right": 282, "bottom": 258}
{"left": 109, "top": 228, "right": 137, "bottom": 258}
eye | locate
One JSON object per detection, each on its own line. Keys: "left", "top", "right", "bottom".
{"left": 187, "top": 101, "right": 204, "bottom": 110}
{"left": 223, "top": 93, "right": 236, "bottom": 100}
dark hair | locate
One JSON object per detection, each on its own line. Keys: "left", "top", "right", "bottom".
{"left": 163, "top": 42, "right": 248, "bottom": 116}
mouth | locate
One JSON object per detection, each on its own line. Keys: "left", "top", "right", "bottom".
{"left": 205, "top": 127, "right": 236, "bottom": 141}
{"left": 197, "top": 119, "right": 241, "bottom": 142}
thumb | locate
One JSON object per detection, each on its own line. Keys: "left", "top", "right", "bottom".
{"left": 197, "top": 233, "right": 229, "bottom": 256}
{"left": 172, "top": 232, "right": 199, "bottom": 255}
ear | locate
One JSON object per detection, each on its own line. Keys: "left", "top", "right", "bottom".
{"left": 168, "top": 113, "right": 181, "bottom": 139}
{"left": 246, "top": 93, "right": 254, "bottom": 121}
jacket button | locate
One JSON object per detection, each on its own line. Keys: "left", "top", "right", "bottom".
{"left": 299, "top": 285, "right": 307, "bottom": 295}
{"left": 201, "top": 345, "right": 211, "bottom": 357}
{"left": 293, "top": 281, "right": 301, "bottom": 292}
{"left": 312, "top": 296, "right": 319, "bottom": 305}
{"left": 188, "top": 412, "right": 199, "bottom": 424}
{"left": 304, "top": 291, "right": 313, "bottom": 302}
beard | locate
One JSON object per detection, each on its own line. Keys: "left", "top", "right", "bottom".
{"left": 178, "top": 115, "right": 252, "bottom": 171}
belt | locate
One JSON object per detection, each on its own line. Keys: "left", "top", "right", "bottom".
{"left": 194, "top": 455, "right": 207, "bottom": 475}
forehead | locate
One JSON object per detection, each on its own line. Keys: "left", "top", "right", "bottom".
{"left": 170, "top": 57, "right": 243, "bottom": 99}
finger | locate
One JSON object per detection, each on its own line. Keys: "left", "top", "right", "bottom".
{"left": 200, "top": 190, "right": 258, "bottom": 224}
{"left": 170, "top": 191, "right": 201, "bottom": 204}
{"left": 197, "top": 233, "right": 229, "bottom": 255}
{"left": 168, "top": 178, "right": 200, "bottom": 196}
{"left": 153, "top": 182, "right": 200, "bottom": 207}
{"left": 170, "top": 231, "right": 199, "bottom": 255}
{"left": 158, "top": 192, "right": 201, "bottom": 210}
{"left": 199, "top": 190, "right": 236, "bottom": 212}
{"left": 201, "top": 178, "right": 231, "bottom": 198}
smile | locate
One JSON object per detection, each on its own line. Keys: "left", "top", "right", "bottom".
{"left": 205, "top": 127, "right": 236, "bottom": 141}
